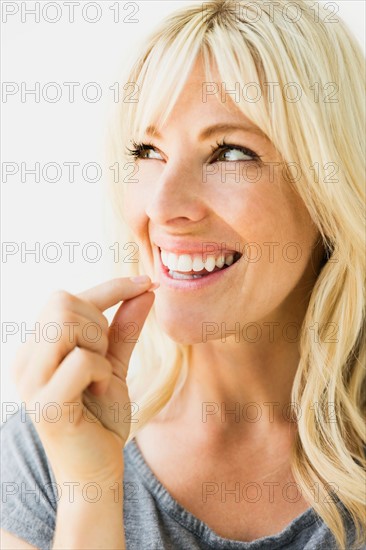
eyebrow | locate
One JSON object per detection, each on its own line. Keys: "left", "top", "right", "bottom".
{"left": 145, "top": 123, "right": 267, "bottom": 141}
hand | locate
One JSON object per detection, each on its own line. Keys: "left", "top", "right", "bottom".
{"left": 13, "top": 276, "right": 157, "bottom": 484}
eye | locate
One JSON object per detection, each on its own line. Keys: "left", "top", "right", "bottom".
{"left": 210, "top": 140, "right": 260, "bottom": 163}
{"left": 125, "top": 139, "right": 261, "bottom": 163}
{"left": 126, "top": 140, "right": 163, "bottom": 160}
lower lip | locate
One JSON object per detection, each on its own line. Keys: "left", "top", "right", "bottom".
{"left": 157, "top": 250, "right": 240, "bottom": 291}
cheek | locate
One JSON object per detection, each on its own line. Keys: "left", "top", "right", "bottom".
{"left": 122, "top": 163, "right": 161, "bottom": 233}
{"left": 215, "top": 183, "right": 319, "bottom": 292}
{"left": 122, "top": 185, "right": 148, "bottom": 236}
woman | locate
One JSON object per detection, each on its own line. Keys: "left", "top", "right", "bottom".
{"left": 1, "top": 0, "right": 365, "bottom": 548}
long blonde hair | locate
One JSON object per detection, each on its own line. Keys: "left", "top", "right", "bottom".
{"left": 106, "top": 1, "right": 366, "bottom": 548}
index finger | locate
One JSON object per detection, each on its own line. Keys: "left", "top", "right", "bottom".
{"left": 77, "top": 276, "right": 154, "bottom": 312}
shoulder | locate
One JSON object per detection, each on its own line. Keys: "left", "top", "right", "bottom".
{"left": 1, "top": 405, "right": 56, "bottom": 488}
{"left": 1, "top": 406, "right": 57, "bottom": 549}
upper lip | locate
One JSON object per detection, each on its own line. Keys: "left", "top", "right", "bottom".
{"left": 153, "top": 239, "right": 240, "bottom": 256}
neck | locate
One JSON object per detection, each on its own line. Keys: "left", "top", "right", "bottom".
{"left": 159, "top": 299, "right": 310, "bottom": 445}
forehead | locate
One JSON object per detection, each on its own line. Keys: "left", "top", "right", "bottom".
{"left": 146, "top": 55, "right": 255, "bottom": 137}
{"left": 171, "top": 54, "right": 231, "bottom": 108}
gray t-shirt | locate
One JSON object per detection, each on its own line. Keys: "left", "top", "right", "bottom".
{"left": 1, "top": 407, "right": 363, "bottom": 550}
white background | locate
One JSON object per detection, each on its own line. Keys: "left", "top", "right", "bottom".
{"left": 1, "top": 1, "right": 365, "bottom": 423}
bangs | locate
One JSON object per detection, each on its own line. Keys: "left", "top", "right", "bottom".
{"left": 119, "top": 5, "right": 272, "bottom": 156}
{"left": 123, "top": 8, "right": 207, "bottom": 148}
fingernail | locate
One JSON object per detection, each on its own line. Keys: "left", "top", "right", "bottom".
{"left": 130, "top": 275, "right": 151, "bottom": 284}
{"left": 148, "top": 282, "right": 160, "bottom": 291}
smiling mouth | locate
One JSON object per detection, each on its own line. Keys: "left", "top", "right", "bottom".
{"left": 158, "top": 247, "right": 242, "bottom": 280}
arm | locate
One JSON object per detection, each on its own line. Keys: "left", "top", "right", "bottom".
{"left": 51, "top": 479, "right": 126, "bottom": 550}
{"left": 0, "top": 530, "right": 38, "bottom": 549}
{"left": 5, "top": 278, "right": 155, "bottom": 550}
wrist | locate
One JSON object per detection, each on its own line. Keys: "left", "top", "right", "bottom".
{"left": 53, "top": 479, "right": 126, "bottom": 548}
{"left": 55, "top": 477, "right": 124, "bottom": 506}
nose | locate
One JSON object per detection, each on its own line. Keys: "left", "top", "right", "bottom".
{"left": 145, "top": 160, "right": 208, "bottom": 229}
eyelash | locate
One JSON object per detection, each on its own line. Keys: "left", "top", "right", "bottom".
{"left": 211, "top": 139, "right": 261, "bottom": 162}
{"left": 126, "top": 139, "right": 261, "bottom": 162}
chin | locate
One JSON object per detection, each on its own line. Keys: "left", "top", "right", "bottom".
{"left": 155, "top": 307, "right": 207, "bottom": 345}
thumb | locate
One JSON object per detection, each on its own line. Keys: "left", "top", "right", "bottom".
{"left": 107, "top": 290, "right": 156, "bottom": 379}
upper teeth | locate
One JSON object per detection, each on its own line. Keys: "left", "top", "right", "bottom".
{"left": 160, "top": 249, "right": 235, "bottom": 272}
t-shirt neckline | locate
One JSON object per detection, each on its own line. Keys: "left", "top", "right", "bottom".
{"left": 124, "top": 437, "right": 319, "bottom": 549}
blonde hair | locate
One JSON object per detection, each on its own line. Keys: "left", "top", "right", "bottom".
{"left": 106, "top": 1, "right": 366, "bottom": 548}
